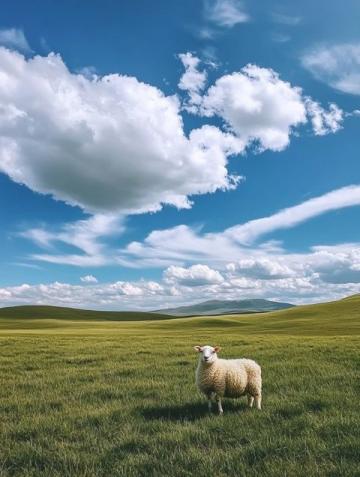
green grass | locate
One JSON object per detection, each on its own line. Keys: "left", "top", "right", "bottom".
{"left": 0, "top": 296, "right": 359, "bottom": 476}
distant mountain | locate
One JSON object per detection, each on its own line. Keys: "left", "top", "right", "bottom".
{"left": 153, "top": 299, "right": 295, "bottom": 316}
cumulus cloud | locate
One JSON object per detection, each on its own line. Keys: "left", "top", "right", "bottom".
{"left": 226, "top": 258, "right": 294, "bottom": 279}
{"left": 80, "top": 275, "right": 98, "bottom": 283}
{"left": 204, "top": 0, "right": 249, "bottom": 28}
{"left": 197, "top": 64, "right": 308, "bottom": 151}
{"left": 164, "top": 264, "right": 224, "bottom": 286}
{"left": 0, "top": 28, "right": 31, "bottom": 52}
{"left": 307, "top": 244, "right": 360, "bottom": 284}
{"left": 302, "top": 43, "right": 360, "bottom": 94}
{"left": 0, "top": 47, "right": 241, "bottom": 215}
{"left": 1, "top": 249, "right": 360, "bottom": 309}
{"left": 305, "top": 99, "right": 343, "bottom": 135}
{"left": 182, "top": 61, "right": 344, "bottom": 148}
{"left": 0, "top": 47, "right": 346, "bottom": 222}
{"left": 0, "top": 280, "right": 167, "bottom": 310}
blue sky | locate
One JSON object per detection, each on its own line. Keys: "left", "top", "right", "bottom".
{"left": 0, "top": 0, "right": 359, "bottom": 309}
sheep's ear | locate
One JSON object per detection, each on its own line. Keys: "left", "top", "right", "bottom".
{"left": 214, "top": 346, "right": 221, "bottom": 353}
{"left": 194, "top": 346, "right": 202, "bottom": 352}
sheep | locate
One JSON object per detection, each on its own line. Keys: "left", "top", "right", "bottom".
{"left": 194, "top": 345, "right": 262, "bottom": 415}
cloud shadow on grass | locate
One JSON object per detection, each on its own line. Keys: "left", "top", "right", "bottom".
{"left": 140, "top": 400, "right": 248, "bottom": 422}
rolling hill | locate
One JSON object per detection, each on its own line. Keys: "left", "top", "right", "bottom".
{"left": 0, "top": 299, "right": 294, "bottom": 322}
{"left": 0, "top": 305, "right": 170, "bottom": 322}
{"left": 0, "top": 294, "right": 358, "bottom": 336}
{"left": 153, "top": 298, "right": 295, "bottom": 316}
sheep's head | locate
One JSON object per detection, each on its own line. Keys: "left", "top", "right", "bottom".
{"left": 194, "top": 345, "right": 221, "bottom": 364}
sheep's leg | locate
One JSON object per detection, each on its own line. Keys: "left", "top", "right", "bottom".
{"left": 254, "top": 394, "right": 262, "bottom": 410}
{"left": 247, "top": 395, "right": 254, "bottom": 408}
{"left": 207, "top": 392, "right": 215, "bottom": 412}
{"left": 216, "top": 396, "right": 223, "bottom": 415}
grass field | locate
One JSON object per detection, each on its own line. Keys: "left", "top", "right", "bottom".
{"left": 0, "top": 296, "right": 359, "bottom": 476}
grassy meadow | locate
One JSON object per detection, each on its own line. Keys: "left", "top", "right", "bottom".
{"left": 0, "top": 296, "right": 359, "bottom": 476}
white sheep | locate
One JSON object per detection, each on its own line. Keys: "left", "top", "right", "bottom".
{"left": 194, "top": 345, "right": 262, "bottom": 414}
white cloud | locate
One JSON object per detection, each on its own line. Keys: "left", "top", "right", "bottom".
{"left": 1, "top": 248, "right": 360, "bottom": 309}
{"left": 80, "top": 275, "right": 98, "bottom": 283}
{"left": 0, "top": 280, "right": 167, "bottom": 310}
{"left": 76, "top": 65, "right": 98, "bottom": 79}
{"left": 3, "top": 47, "right": 350, "bottom": 277}
{"left": 197, "top": 64, "right": 308, "bottom": 151}
{"left": 6, "top": 186, "right": 360, "bottom": 308}
{"left": 302, "top": 43, "right": 360, "bottom": 94}
{"left": 0, "top": 28, "right": 31, "bottom": 52}
{"left": 0, "top": 47, "right": 346, "bottom": 223}
{"left": 226, "top": 258, "right": 294, "bottom": 279}
{"left": 186, "top": 62, "right": 344, "bottom": 149}
{"left": 178, "top": 53, "right": 207, "bottom": 111}
{"left": 305, "top": 99, "right": 343, "bottom": 135}
{"left": 121, "top": 185, "right": 360, "bottom": 266}
{"left": 121, "top": 224, "right": 238, "bottom": 268}
{"left": 0, "top": 48, "right": 240, "bottom": 215}
{"left": 226, "top": 185, "right": 360, "bottom": 244}
{"left": 22, "top": 214, "right": 123, "bottom": 266}
{"left": 22, "top": 185, "right": 360, "bottom": 269}
{"left": 164, "top": 264, "right": 224, "bottom": 286}
{"left": 204, "top": 0, "right": 249, "bottom": 28}
{"left": 306, "top": 244, "right": 360, "bottom": 284}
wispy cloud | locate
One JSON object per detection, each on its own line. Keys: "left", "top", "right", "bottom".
{"left": 22, "top": 185, "right": 360, "bottom": 270}
{"left": 22, "top": 214, "right": 124, "bottom": 267}
{"left": 121, "top": 185, "right": 360, "bottom": 267}
{"left": 271, "top": 13, "right": 301, "bottom": 26}
{"left": 226, "top": 185, "right": 360, "bottom": 244}
{"left": 302, "top": 43, "right": 360, "bottom": 95}
{"left": 204, "top": 0, "right": 249, "bottom": 28}
{"left": 271, "top": 33, "right": 291, "bottom": 43}
{"left": 0, "top": 28, "right": 31, "bottom": 52}
{"left": 196, "top": 27, "right": 217, "bottom": 40}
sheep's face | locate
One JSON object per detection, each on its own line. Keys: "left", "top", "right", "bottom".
{"left": 194, "top": 345, "right": 221, "bottom": 364}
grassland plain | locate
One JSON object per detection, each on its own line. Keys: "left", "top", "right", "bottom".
{"left": 0, "top": 296, "right": 359, "bottom": 477}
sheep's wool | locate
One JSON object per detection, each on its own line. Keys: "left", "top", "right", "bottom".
{"left": 196, "top": 358, "right": 261, "bottom": 399}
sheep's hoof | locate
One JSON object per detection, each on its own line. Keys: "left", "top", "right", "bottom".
{"left": 218, "top": 410, "right": 224, "bottom": 416}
